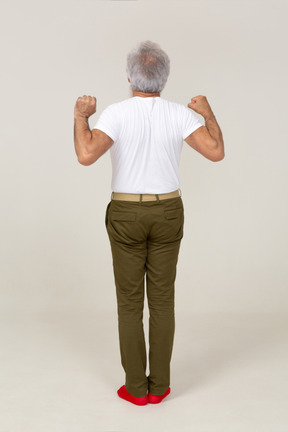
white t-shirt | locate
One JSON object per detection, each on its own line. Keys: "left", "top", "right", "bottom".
{"left": 92, "top": 96, "right": 203, "bottom": 194}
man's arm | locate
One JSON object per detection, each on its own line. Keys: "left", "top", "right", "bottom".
{"left": 185, "top": 95, "right": 225, "bottom": 162}
{"left": 74, "top": 95, "right": 114, "bottom": 166}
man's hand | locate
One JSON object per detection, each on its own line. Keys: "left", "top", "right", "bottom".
{"left": 188, "top": 95, "right": 213, "bottom": 118}
{"left": 74, "top": 95, "right": 97, "bottom": 119}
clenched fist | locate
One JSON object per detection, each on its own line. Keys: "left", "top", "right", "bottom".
{"left": 188, "top": 95, "right": 213, "bottom": 118}
{"left": 74, "top": 95, "right": 97, "bottom": 119}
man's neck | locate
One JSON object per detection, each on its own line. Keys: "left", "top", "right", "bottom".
{"left": 132, "top": 89, "right": 160, "bottom": 98}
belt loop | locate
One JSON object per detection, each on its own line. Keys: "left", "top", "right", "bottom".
{"left": 178, "top": 188, "right": 182, "bottom": 197}
{"left": 140, "top": 194, "right": 143, "bottom": 203}
{"left": 111, "top": 191, "right": 114, "bottom": 200}
{"left": 155, "top": 194, "right": 160, "bottom": 203}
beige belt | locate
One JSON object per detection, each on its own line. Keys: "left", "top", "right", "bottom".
{"left": 111, "top": 189, "right": 181, "bottom": 202}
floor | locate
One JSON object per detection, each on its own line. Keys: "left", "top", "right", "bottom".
{"left": 1, "top": 309, "right": 287, "bottom": 432}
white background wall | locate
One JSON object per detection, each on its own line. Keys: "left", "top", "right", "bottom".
{"left": 0, "top": 0, "right": 287, "bottom": 315}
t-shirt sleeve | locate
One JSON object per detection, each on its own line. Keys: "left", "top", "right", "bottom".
{"left": 181, "top": 106, "right": 204, "bottom": 140}
{"left": 92, "top": 103, "right": 120, "bottom": 142}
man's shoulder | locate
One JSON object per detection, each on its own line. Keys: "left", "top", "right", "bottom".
{"left": 101, "top": 98, "right": 135, "bottom": 112}
{"left": 102, "top": 97, "right": 188, "bottom": 112}
{"left": 154, "top": 97, "right": 186, "bottom": 109}
{"left": 101, "top": 100, "right": 122, "bottom": 111}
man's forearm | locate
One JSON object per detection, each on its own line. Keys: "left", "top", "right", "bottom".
{"left": 204, "top": 111, "right": 225, "bottom": 156}
{"left": 74, "top": 115, "right": 92, "bottom": 161}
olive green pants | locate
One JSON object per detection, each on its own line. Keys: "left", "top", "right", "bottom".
{"left": 105, "top": 195, "right": 184, "bottom": 397}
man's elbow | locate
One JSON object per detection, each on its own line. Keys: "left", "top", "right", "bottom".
{"left": 77, "top": 155, "right": 98, "bottom": 166}
{"left": 77, "top": 150, "right": 99, "bottom": 165}
{"left": 78, "top": 157, "right": 91, "bottom": 166}
{"left": 209, "top": 138, "right": 225, "bottom": 162}
{"left": 210, "top": 149, "right": 225, "bottom": 162}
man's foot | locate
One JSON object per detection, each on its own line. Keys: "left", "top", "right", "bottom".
{"left": 117, "top": 385, "right": 148, "bottom": 406}
{"left": 148, "top": 387, "right": 171, "bottom": 404}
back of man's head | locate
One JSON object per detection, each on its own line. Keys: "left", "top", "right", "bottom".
{"left": 126, "top": 40, "right": 170, "bottom": 93}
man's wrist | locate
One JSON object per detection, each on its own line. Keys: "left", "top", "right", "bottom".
{"left": 203, "top": 111, "right": 216, "bottom": 121}
{"left": 204, "top": 111, "right": 216, "bottom": 121}
{"left": 74, "top": 113, "right": 89, "bottom": 121}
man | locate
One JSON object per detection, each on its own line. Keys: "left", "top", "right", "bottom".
{"left": 74, "top": 40, "right": 224, "bottom": 406}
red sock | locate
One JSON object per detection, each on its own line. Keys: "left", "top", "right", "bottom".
{"left": 117, "top": 385, "right": 148, "bottom": 406}
{"left": 148, "top": 387, "right": 171, "bottom": 404}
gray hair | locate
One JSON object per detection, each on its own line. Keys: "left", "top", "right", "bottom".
{"left": 126, "top": 40, "right": 170, "bottom": 93}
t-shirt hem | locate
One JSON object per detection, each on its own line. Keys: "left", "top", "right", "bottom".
{"left": 92, "top": 125, "right": 116, "bottom": 141}
{"left": 111, "top": 188, "right": 180, "bottom": 194}
{"left": 183, "top": 123, "right": 204, "bottom": 140}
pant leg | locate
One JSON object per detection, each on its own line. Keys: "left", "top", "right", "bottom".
{"left": 145, "top": 197, "right": 184, "bottom": 395}
{"left": 105, "top": 200, "right": 149, "bottom": 397}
